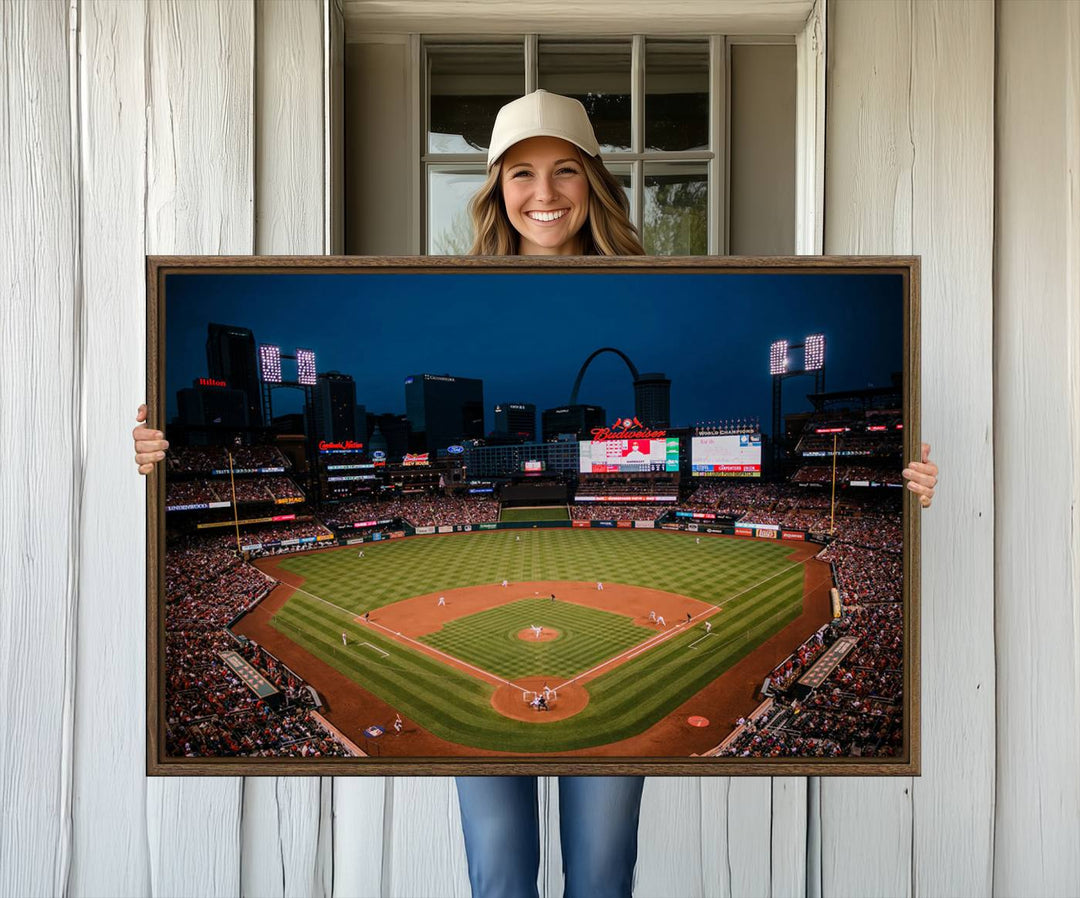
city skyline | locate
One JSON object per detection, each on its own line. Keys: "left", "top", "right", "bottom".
{"left": 165, "top": 271, "right": 905, "bottom": 439}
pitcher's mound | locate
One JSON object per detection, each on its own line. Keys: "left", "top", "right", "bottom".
{"left": 516, "top": 627, "right": 560, "bottom": 642}
{"left": 491, "top": 676, "right": 589, "bottom": 722}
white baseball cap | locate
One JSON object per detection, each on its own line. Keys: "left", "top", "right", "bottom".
{"left": 486, "top": 90, "right": 601, "bottom": 169}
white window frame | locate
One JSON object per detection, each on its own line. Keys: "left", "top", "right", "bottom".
{"left": 394, "top": 1, "right": 825, "bottom": 256}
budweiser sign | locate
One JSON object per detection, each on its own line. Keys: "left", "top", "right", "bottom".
{"left": 590, "top": 416, "right": 667, "bottom": 441}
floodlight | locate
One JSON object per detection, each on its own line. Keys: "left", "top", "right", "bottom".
{"left": 296, "top": 348, "right": 317, "bottom": 385}
{"left": 259, "top": 344, "right": 282, "bottom": 383}
{"left": 805, "top": 334, "right": 825, "bottom": 371}
{"left": 769, "top": 340, "right": 788, "bottom": 375}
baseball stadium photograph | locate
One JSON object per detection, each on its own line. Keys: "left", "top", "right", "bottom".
{"left": 150, "top": 257, "right": 917, "bottom": 773}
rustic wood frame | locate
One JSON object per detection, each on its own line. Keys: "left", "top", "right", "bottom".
{"left": 147, "top": 254, "right": 920, "bottom": 776}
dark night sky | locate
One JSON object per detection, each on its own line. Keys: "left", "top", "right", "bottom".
{"left": 165, "top": 271, "right": 904, "bottom": 436}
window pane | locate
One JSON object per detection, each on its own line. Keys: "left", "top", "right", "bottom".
{"left": 428, "top": 167, "right": 487, "bottom": 254}
{"left": 538, "top": 40, "right": 631, "bottom": 153}
{"left": 645, "top": 40, "right": 709, "bottom": 152}
{"left": 604, "top": 163, "right": 634, "bottom": 223}
{"left": 428, "top": 44, "right": 524, "bottom": 154}
{"left": 643, "top": 163, "right": 707, "bottom": 255}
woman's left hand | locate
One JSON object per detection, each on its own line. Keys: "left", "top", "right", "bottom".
{"left": 903, "top": 442, "right": 938, "bottom": 508}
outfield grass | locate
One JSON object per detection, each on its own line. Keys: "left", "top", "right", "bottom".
{"left": 499, "top": 506, "right": 570, "bottom": 522}
{"left": 268, "top": 530, "right": 809, "bottom": 752}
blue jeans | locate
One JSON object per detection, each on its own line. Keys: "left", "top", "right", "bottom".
{"left": 455, "top": 775, "right": 645, "bottom": 898}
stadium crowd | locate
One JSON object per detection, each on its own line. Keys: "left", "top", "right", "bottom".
{"left": 164, "top": 539, "right": 351, "bottom": 758}
{"left": 569, "top": 504, "right": 665, "bottom": 521}
{"left": 166, "top": 475, "right": 305, "bottom": 506}
{"left": 574, "top": 479, "right": 678, "bottom": 500}
{"left": 166, "top": 479, "right": 224, "bottom": 506}
{"left": 168, "top": 445, "right": 291, "bottom": 473}
{"left": 318, "top": 492, "right": 500, "bottom": 529}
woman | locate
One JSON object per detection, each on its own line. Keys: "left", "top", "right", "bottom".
{"left": 133, "top": 91, "right": 939, "bottom": 898}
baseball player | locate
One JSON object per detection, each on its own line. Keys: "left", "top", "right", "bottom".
{"left": 501, "top": 579, "right": 508, "bottom": 588}
{"left": 341, "top": 632, "right": 347, "bottom": 646}
{"left": 357, "top": 550, "right": 365, "bottom": 558}
{"left": 393, "top": 714, "right": 403, "bottom": 734}
{"left": 596, "top": 581, "right": 604, "bottom": 591}
{"left": 656, "top": 615, "right": 666, "bottom": 627}
{"left": 648, "top": 610, "right": 657, "bottom": 622}
{"left": 437, "top": 595, "right": 446, "bottom": 607}
{"left": 705, "top": 620, "right": 712, "bottom": 634}
{"left": 695, "top": 537, "right": 700, "bottom": 545}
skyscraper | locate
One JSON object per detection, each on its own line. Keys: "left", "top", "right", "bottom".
{"left": 404, "top": 373, "right": 484, "bottom": 452}
{"left": 541, "top": 404, "right": 606, "bottom": 442}
{"left": 634, "top": 372, "right": 671, "bottom": 428}
{"left": 494, "top": 402, "right": 537, "bottom": 440}
{"left": 176, "top": 379, "right": 248, "bottom": 433}
{"left": 206, "top": 323, "right": 263, "bottom": 426}
{"left": 313, "top": 371, "right": 364, "bottom": 443}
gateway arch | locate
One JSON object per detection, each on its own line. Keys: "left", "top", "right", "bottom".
{"left": 568, "top": 347, "right": 670, "bottom": 429}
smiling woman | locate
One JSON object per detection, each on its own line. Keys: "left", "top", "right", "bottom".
{"left": 500, "top": 137, "right": 591, "bottom": 255}
{"left": 466, "top": 90, "right": 644, "bottom": 257}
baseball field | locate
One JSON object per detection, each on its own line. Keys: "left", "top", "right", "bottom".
{"left": 238, "top": 529, "right": 830, "bottom": 755}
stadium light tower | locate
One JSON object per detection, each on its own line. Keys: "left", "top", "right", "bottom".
{"left": 259, "top": 344, "right": 282, "bottom": 383}
{"left": 804, "top": 334, "right": 825, "bottom": 375}
{"left": 259, "top": 344, "right": 318, "bottom": 424}
{"left": 769, "top": 333, "right": 828, "bottom": 468}
{"left": 296, "top": 348, "right": 318, "bottom": 386}
{"left": 769, "top": 340, "right": 788, "bottom": 376}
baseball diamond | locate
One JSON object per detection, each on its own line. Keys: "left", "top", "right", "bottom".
{"left": 236, "top": 528, "right": 832, "bottom": 755}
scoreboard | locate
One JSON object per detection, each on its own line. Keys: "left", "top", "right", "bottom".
{"left": 691, "top": 434, "right": 762, "bottom": 477}
{"left": 579, "top": 438, "right": 679, "bottom": 473}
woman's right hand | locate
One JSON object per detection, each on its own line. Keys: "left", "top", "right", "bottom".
{"left": 133, "top": 403, "right": 169, "bottom": 475}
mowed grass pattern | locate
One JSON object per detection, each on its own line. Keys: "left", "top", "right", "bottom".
{"left": 420, "top": 597, "right": 655, "bottom": 679}
{"left": 269, "top": 530, "right": 810, "bottom": 752}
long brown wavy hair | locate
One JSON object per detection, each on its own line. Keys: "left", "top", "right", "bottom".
{"left": 468, "top": 149, "right": 645, "bottom": 256}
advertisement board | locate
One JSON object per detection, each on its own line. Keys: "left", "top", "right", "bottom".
{"left": 690, "top": 434, "right": 762, "bottom": 477}
{"left": 578, "top": 437, "right": 679, "bottom": 473}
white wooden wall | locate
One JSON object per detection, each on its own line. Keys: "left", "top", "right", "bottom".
{"left": 1, "top": 1, "right": 1076, "bottom": 896}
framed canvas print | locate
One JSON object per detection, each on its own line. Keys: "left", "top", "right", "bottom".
{"left": 146, "top": 255, "right": 920, "bottom": 776}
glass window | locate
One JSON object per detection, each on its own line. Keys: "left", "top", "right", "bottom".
{"left": 418, "top": 35, "right": 796, "bottom": 256}
{"left": 645, "top": 40, "right": 710, "bottom": 152}
{"left": 605, "top": 163, "right": 634, "bottom": 214}
{"left": 643, "top": 163, "right": 708, "bottom": 255}
{"left": 538, "top": 40, "right": 632, "bottom": 153}
{"left": 428, "top": 167, "right": 488, "bottom": 255}
{"left": 427, "top": 44, "right": 525, "bottom": 154}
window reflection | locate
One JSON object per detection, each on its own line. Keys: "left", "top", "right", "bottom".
{"left": 538, "top": 40, "right": 632, "bottom": 153}
{"left": 427, "top": 44, "right": 525, "bottom": 154}
{"left": 644, "top": 163, "right": 708, "bottom": 255}
{"left": 645, "top": 40, "right": 709, "bottom": 152}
